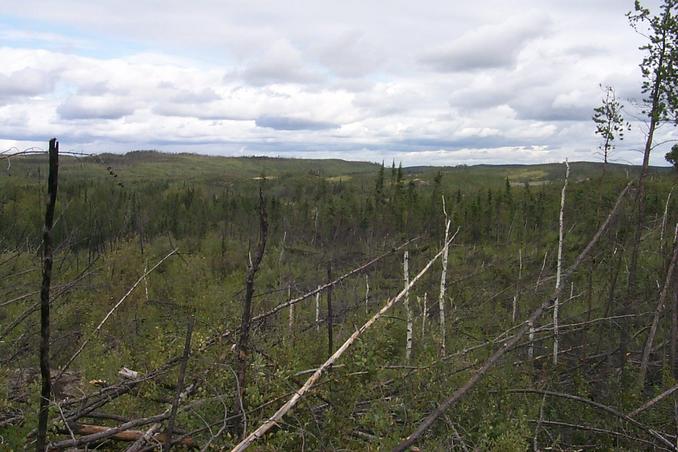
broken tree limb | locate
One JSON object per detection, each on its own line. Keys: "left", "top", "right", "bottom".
{"left": 508, "top": 389, "right": 675, "bottom": 450}
{"left": 254, "top": 238, "right": 417, "bottom": 323}
{"left": 230, "top": 229, "right": 460, "bottom": 452}
{"left": 48, "top": 413, "right": 172, "bottom": 449}
{"left": 58, "top": 248, "right": 178, "bottom": 377}
{"left": 660, "top": 188, "right": 674, "bottom": 256}
{"left": 639, "top": 229, "right": 678, "bottom": 388}
{"left": 628, "top": 383, "right": 678, "bottom": 418}
{"left": 59, "top": 241, "right": 417, "bottom": 424}
{"left": 393, "top": 181, "right": 632, "bottom": 452}
{"left": 365, "top": 274, "right": 370, "bottom": 314}
{"left": 49, "top": 422, "right": 194, "bottom": 448}
{"left": 527, "top": 419, "right": 665, "bottom": 450}
{"left": 163, "top": 314, "right": 194, "bottom": 452}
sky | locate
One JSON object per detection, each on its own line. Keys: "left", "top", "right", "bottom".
{"left": 0, "top": 0, "right": 674, "bottom": 166}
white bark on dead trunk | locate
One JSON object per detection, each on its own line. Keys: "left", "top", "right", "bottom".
{"left": 553, "top": 159, "right": 570, "bottom": 366}
{"left": 422, "top": 292, "right": 427, "bottom": 336}
{"left": 287, "top": 284, "right": 293, "bottom": 335}
{"left": 439, "top": 195, "right": 451, "bottom": 356}
{"left": 660, "top": 188, "right": 673, "bottom": 256}
{"left": 315, "top": 286, "right": 320, "bottom": 332}
{"left": 536, "top": 250, "right": 548, "bottom": 290}
{"left": 231, "top": 231, "right": 459, "bottom": 452}
{"left": 365, "top": 274, "right": 370, "bottom": 313}
{"left": 512, "top": 248, "right": 522, "bottom": 323}
{"left": 530, "top": 250, "right": 548, "bottom": 360}
{"left": 404, "top": 250, "right": 412, "bottom": 362}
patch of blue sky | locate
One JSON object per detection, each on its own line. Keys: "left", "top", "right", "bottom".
{"left": 0, "top": 14, "right": 147, "bottom": 58}
{"left": 0, "top": 15, "right": 238, "bottom": 71}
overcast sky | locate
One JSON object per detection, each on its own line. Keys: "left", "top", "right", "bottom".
{"left": 0, "top": 0, "right": 673, "bottom": 166}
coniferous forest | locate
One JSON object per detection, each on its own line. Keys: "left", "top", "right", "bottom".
{"left": 1, "top": 149, "right": 677, "bottom": 450}
{"left": 2, "top": 1, "right": 678, "bottom": 451}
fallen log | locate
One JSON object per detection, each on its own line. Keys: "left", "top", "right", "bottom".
{"left": 55, "top": 423, "right": 194, "bottom": 447}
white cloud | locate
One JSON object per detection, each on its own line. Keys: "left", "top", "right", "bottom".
{"left": 420, "top": 13, "right": 550, "bottom": 72}
{"left": 0, "top": 0, "right": 673, "bottom": 166}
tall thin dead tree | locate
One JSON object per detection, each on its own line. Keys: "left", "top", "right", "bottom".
{"left": 639, "top": 223, "right": 678, "bottom": 388}
{"left": 393, "top": 181, "right": 632, "bottom": 452}
{"left": 36, "top": 138, "right": 59, "bottom": 452}
{"left": 230, "top": 230, "right": 459, "bottom": 452}
{"left": 660, "top": 188, "right": 673, "bottom": 256}
{"left": 234, "top": 186, "right": 268, "bottom": 437}
{"left": 315, "top": 286, "right": 321, "bottom": 332}
{"left": 422, "top": 292, "right": 428, "bottom": 335}
{"left": 512, "top": 248, "right": 522, "bottom": 324}
{"left": 287, "top": 283, "right": 293, "bottom": 336}
{"left": 553, "top": 159, "right": 570, "bottom": 365}
{"left": 404, "top": 251, "right": 412, "bottom": 362}
{"left": 163, "top": 314, "right": 194, "bottom": 452}
{"left": 327, "top": 262, "right": 333, "bottom": 357}
{"left": 624, "top": 0, "right": 678, "bottom": 372}
{"left": 439, "top": 196, "right": 451, "bottom": 355}
{"left": 365, "top": 274, "right": 370, "bottom": 313}
{"left": 672, "top": 278, "right": 678, "bottom": 379}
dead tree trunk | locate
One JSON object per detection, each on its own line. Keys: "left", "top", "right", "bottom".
{"left": 365, "top": 274, "right": 369, "bottom": 313}
{"left": 315, "top": 286, "right": 321, "bottom": 332}
{"left": 513, "top": 248, "right": 522, "bottom": 323}
{"left": 439, "top": 196, "right": 451, "bottom": 356}
{"left": 235, "top": 187, "right": 268, "bottom": 438}
{"left": 163, "top": 314, "right": 194, "bottom": 452}
{"left": 624, "top": 35, "right": 667, "bottom": 374}
{"left": 36, "top": 138, "right": 59, "bottom": 452}
{"left": 660, "top": 188, "right": 674, "bottom": 256}
{"left": 287, "top": 283, "right": 293, "bottom": 336}
{"left": 327, "top": 262, "right": 333, "bottom": 357}
{"left": 393, "top": 181, "right": 631, "bottom": 452}
{"left": 422, "top": 292, "right": 428, "bottom": 336}
{"left": 672, "top": 286, "right": 678, "bottom": 379}
{"left": 404, "top": 251, "right": 412, "bottom": 362}
{"left": 553, "top": 159, "right": 569, "bottom": 366}
{"left": 639, "top": 226, "right": 678, "bottom": 388}
{"left": 230, "top": 230, "right": 458, "bottom": 452}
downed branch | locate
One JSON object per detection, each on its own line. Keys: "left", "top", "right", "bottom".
{"left": 60, "top": 239, "right": 416, "bottom": 422}
{"left": 638, "top": 230, "right": 678, "bottom": 388}
{"left": 58, "top": 248, "right": 178, "bottom": 377}
{"left": 393, "top": 181, "right": 632, "bottom": 452}
{"left": 49, "top": 412, "right": 171, "bottom": 449}
{"left": 230, "top": 228, "right": 459, "bottom": 452}
{"left": 527, "top": 419, "right": 668, "bottom": 450}
{"left": 628, "top": 383, "right": 678, "bottom": 418}
{"left": 253, "top": 237, "right": 417, "bottom": 323}
{"left": 510, "top": 389, "right": 675, "bottom": 449}
{"left": 50, "top": 422, "right": 194, "bottom": 448}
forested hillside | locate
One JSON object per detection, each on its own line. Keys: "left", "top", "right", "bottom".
{"left": 1, "top": 150, "right": 677, "bottom": 450}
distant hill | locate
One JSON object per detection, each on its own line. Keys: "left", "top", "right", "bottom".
{"left": 2, "top": 151, "right": 672, "bottom": 191}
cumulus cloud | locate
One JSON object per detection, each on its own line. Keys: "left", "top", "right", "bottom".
{"left": 0, "top": 0, "right": 671, "bottom": 166}
{"left": 0, "top": 67, "right": 55, "bottom": 100}
{"left": 420, "top": 14, "right": 549, "bottom": 72}
{"left": 228, "top": 40, "right": 324, "bottom": 86}
{"left": 255, "top": 116, "right": 338, "bottom": 131}
{"left": 57, "top": 95, "right": 136, "bottom": 120}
